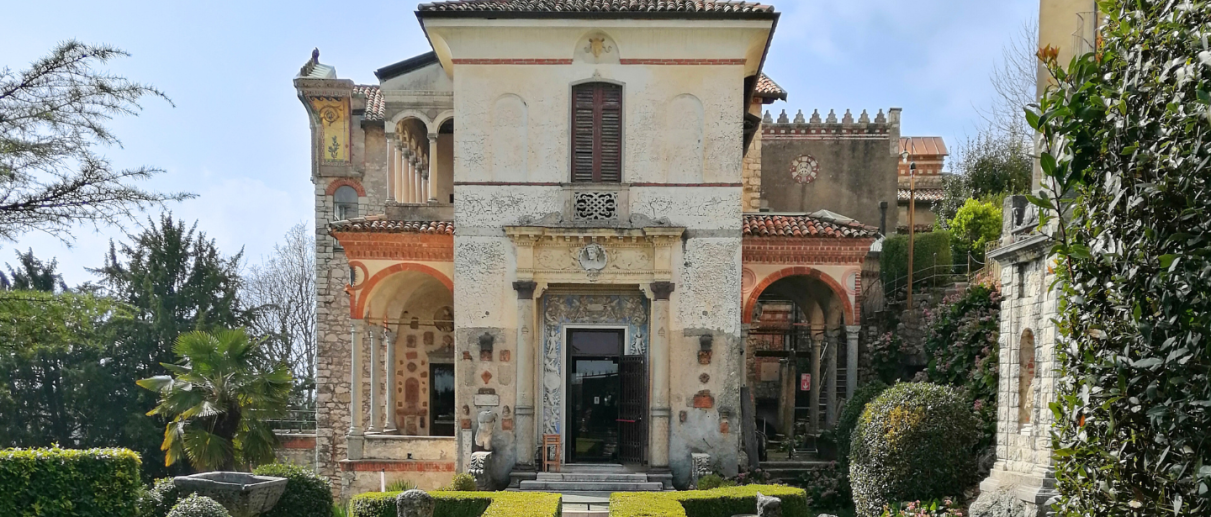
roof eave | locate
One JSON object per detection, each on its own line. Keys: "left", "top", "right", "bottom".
{"left": 374, "top": 51, "right": 440, "bottom": 80}
{"left": 415, "top": 10, "right": 778, "bottom": 21}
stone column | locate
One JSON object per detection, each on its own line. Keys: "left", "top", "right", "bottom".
{"left": 513, "top": 281, "right": 537, "bottom": 466}
{"left": 420, "top": 159, "right": 430, "bottom": 205}
{"left": 809, "top": 327, "right": 823, "bottom": 434}
{"left": 649, "top": 282, "right": 675, "bottom": 469}
{"left": 405, "top": 149, "right": 417, "bottom": 203}
{"left": 348, "top": 321, "right": 366, "bottom": 459}
{"left": 384, "top": 328, "right": 398, "bottom": 434}
{"left": 846, "top": 326, "right": 860, "bottom": 403}
{"left": 367, "top": 323, "right": 382, "bottom": 433}
{"left": 387, "top": 142, "right": 397, "bottom": 203}
{"left": 825, "top": 328, "right": 839, "bottom": 427}
{"left": 412, "top": 156, "right": 423, "bottom": 204}
{"left": 428, "top": 134, "right": 439, "bottom": 203}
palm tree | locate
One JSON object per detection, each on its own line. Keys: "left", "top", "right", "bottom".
{"left": 137, "top": 328, "right": 292, "bottom": 471}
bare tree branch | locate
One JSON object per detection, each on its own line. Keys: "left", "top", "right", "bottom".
{"left": 243, "top": 223, "right": 316, "bottom": 406}
{"left": 0, "top": 40, "right": 193, "bottom": 243}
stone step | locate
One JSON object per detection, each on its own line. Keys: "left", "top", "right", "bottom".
{"left": 519, "top": 480, "right": 665, "bottom": 492}
{"left": 560, "top": 464, "right": 628, "bottom": 473}
{"left": 537, "top": 472, "right": 649, "bottom": 482}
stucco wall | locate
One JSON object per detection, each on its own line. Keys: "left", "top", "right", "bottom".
{"left": 760, "top": 111, "right": 900, "bottom": 229}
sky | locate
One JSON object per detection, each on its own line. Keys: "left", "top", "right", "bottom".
{"left": 0, "top": 0, "right": 1037, "bottom": 287}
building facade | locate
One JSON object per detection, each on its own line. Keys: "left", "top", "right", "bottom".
{"left": 295, "top": 0, "right": 902, "bottom": 497}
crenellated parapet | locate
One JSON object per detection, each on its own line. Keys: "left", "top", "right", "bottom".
{"left": 761, "top": 108, "right": 901, "bottom": 141}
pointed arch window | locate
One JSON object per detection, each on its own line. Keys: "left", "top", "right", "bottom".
{"left": 571, "top": 82, "right": 623, "bottom": 182}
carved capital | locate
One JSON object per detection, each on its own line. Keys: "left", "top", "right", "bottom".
{"left": 513, "top": 280, "right": 538, "bottom": 300}
{"left": 650, "top": 281, "right": 675, "bottom": 300}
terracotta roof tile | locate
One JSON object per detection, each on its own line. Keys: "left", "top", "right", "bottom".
{"left": 754, "top": 73, "right": 786, "bottom": 100}
{"left": 353, "top": 85, "right": 385, "bottom": 121}
{"left": 899, "top": 136, "right": 948, "bottom": 156}
{"left": 418, "top": 0, "right": 776, "bottom": 14}
{"left": 743, "top": 213, "right": 877, "bottom": 239}
{"left": 330, "top": 218, "right": 454, "bottom": 235}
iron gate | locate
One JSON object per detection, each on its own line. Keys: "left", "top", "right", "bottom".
{"left": 618, "top": 355, "right": 648, "bottom": 465}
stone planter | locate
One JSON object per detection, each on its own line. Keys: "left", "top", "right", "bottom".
{"left": 173, "top": 472, "right": 287, "bottom": 517}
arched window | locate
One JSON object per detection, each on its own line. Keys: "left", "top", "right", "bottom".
{"left": 1018, "top": 329, "right": 1036, "bottom": 426}
{"left": 333, "top": 185, "right": 359, "bottom": 220}
{"left": 571, "top": 82, "right": 622, "bottom": 182}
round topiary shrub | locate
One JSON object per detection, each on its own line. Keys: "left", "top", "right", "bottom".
{"left": 833, "top": 380, "right": 889, "bottom": 465}
{"left": 849, "top": 383, "right": 980, "bottom": 517}
{"left": 252, "top": 463, "right": 333, "bottom": 517}
{"left": 140, "top": 478, "right": 183, "bottom": 517}
{"left": 167, "top": 494, "right": 231, "bottom": 517}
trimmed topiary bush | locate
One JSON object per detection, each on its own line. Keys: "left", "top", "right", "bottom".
{"left": 849, "top": 383, "right": 980, "bottom": 517}
{"left": 447, "top": 473, "right": 476, "bottom": 492}
{"left": 0, "top": 446, "right": 143, "bottom": 517}
{"left": 139, "top": 477, "right": 184, "bottom": 517}
{"left": 610, "top": 485, "right": 810, "bottom": 517}
{"left": 832, "top": 381, "right": 889, "bottom": 466}
{"left": 350, "top": 491, "right": 560, "bottom": 517}
{"left": 167, "top": 494, "right": 231, "bottom": 517}
{"left": 252, "top": 463, "right": 332, "bottom": 517}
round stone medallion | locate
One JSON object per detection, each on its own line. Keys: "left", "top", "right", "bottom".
{"left": 790, "top": 155, "right": 820, "bottom": 184}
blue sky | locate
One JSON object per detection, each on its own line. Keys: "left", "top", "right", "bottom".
{"left": 1, "top": 0, "right": 1036, "bottom": 286}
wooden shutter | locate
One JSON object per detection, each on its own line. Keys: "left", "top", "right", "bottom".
{"left": 571, "top": 83, "right": 623, "bottom": 183}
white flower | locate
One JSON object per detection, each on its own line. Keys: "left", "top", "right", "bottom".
{"left": 1129, "top": 500, "right": 1143, "bottom": 509}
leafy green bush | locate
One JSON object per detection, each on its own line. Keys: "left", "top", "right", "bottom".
{"left": 881, "top": 498, "right": 963, "bottom": 517}
{"left": 921, "top": 285, "right": 1000, "bottom": 450}
{"left": 385, "top": 479, "right": 416, "bottom": 493}
{"left": 849, "top": 383, "right": 979, "bottom": 517}
{"left": 139, "top": 477, "right": 183, "bottom": 517}
{"left": 880, "top": 231, "right": 954, "bottom": 288}
{"left": 167, "top": 494, "right": 231, "bottom": 517}
{"left": 0, "top": 446, "right": 143, "bottom": 517}
{"left": 349, "top": 491, "right": 560, "bottom": 517}
{"left": 801, "top": 382, "right": 888, "bottom": 510}
{"left": 793, "top": 461, "right": 848, "bottom": 510}
{"left": 832, "top": 381, "right": 889, "bottom": 466}
{"left": 437, "top": 473, "right": 476, "bottom": 492}
{"left": 947, "top": 198, "right": 1002, "bottom": 264}
{"left": 609, "top": 493, "right": 688, "bottom": 517}
{"left": 252, "top": 463, "right": 332, "bottom": 517}
{"left": 696, "top": 473, "right": 735, "bottom": 490}
{"left": 1029, "top": 1, "right": 1211, "bottom": 514}
{"left": 611, "top": 485, "right": 810, "bottom": 517}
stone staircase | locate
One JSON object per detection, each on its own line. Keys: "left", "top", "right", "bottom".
{"left": 518, "top": 464, "right": 665, "bottom": 492}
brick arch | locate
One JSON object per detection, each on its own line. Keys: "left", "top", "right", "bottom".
{"left": 742, "top": 266, "right": 854, "bottom": 324}
{"left": 326, "top": 178, "right": 366, "bottom": 197}
{"left": 351, "top": 262, "right": 453, "bottom": 319}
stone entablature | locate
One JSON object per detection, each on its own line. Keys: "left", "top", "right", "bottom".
{"left": 506, "top": 226, "right": 684, "bottom": 288}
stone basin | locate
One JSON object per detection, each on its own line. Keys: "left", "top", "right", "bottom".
{"left": 173, "top": 472, "right": 287, "bottom": 517}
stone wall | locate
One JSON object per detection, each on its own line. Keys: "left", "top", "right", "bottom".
{"left": 760, "top": 108, "right": 901, "bottom": 229}
{"left": 976, "top": 196, "right": 1058, "bottom": 516}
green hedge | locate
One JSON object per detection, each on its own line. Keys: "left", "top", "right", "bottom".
{"left": 610, "top": 485, "right": 810, "bottom": 517}
{"left": 252, "top": 463, "right": 333, "bottom": 517}
{"left": 0, "top": 446, "right": 143, "bottom": 517}
{"left": 350, "top": 491, "right": 561, "bottom": 517}
{"left": 880, "top": 231, "right": 953, "bottom": 286}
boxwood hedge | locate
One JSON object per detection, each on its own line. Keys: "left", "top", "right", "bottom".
{"left": 0, "top": 446, "right": 143, "bottom": 517}
{"left": 610, "top": 485, "right": 810, "bottom": 517}
{"left": 350, "top": 490, "right": 560, "bottom": 517}
{"left": 252, "top": 463, "right": 332, "bottom": 517}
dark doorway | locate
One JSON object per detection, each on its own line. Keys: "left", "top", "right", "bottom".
{"left": 429, "top": 363, "right": 455, "bottom": 437}
{"left": 566, "top": 329, "right": 623, "bottom": 463}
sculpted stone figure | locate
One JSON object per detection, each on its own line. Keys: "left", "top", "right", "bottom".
{"left": 475, "top": 409, "right": 496, "bottom": 451}
{"left": 395, "top": 489, "right": 434, "bottom": 517}
{"left": 755, "top": 492, "right": 782, "bottom": 517}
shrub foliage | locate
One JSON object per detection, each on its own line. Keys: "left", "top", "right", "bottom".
{"left": 849, "top": 383, "right": 980, "bottom": 517}
{"left": 0, "top": 446, "right": 143, "bottom": 517}
{"left": 350, "top": 491, "right": 560, "bottom": 517}
{"left": 920, "top": 285, "right": 1000, "bottom": 450}
{"left": 167, "top": 494, "right": 231, "bottom": 517}
{"left": 610, "top": 485, "right": 810, "bottom": 517}
{"left": 880, "top": 231, "right": 954, "bottom": 287}
{"left": 251, "top": 463, "right": 332, "bottom": 517}
{"left": 1029, "top": 0, "right": 1211, "bottom": 514}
